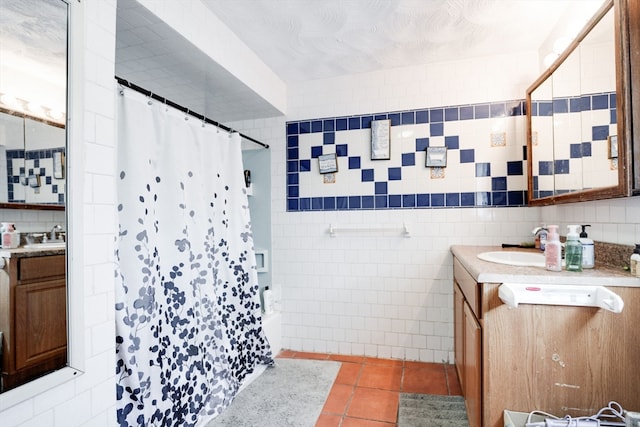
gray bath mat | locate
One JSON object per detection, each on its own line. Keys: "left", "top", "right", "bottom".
{"left": 398, "top": 393, "right": 469, "bottom": 427}
{"left": 205, "top": 358, "right": 341, "bottom": 427}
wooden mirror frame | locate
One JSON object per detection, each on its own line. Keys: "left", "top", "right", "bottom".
{"left": 526, "top": 0, "right": 633, "bottom": 206}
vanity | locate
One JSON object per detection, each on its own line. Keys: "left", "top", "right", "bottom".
{"left": 451, "top": 245, "right": 640, "bottom": 427}
{"left": 0, "top": 247, "right": 67, "bottom": 392}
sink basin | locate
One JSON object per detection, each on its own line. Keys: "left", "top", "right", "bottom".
{"left": 23, "top": 242, "right": 66, "bottom": 249}
{"left": 477, "top": 251, "right": 545, "bottom": 267}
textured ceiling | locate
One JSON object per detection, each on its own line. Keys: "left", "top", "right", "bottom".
{"left": 201, "top": 0, "right": 604, "bottom": 83}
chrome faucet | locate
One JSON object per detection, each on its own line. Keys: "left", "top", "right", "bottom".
{"left": 531, "top": 226, "right": 547, "bottom": 237}
{"left": 49, "top": 224, "right": 63, "bottom": 241}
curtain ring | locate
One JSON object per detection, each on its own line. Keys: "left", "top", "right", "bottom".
{"left": 147, "top": 94, "right": 153, "bottom": 105}
{"left": 184, "top": 109, "right": 189, "bottom": 121}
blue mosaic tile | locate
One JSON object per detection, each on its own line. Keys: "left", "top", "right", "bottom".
{"left": 490, "top": 102, "right": 506, "bottom": 117}
{"left": 336, "top": 118, "right": 348, "bottom": 131}
{"left": 403, "top": 194, "right": 416, "bottom": 207}
{"left": 402, "top": 153, "right": 415, "bottom": 166}
{"left": 324, "top": 132, "right": 335, "bottom": 145}
{"left": 539, "top": 161, "right": 553, "bottom": 175}
{"left": 374, "top": 114, "right": 387, "bottom": 121}
{"left": 287, "top": 160, "right": 299, "bottom": 173}
{"left": 417, "top": 193, "right": 430, "bottom": 207}
{"left": 522, "top": 145, "right": 528, "bottom": 160}
{"left": 430, "top": 123, "right": 444, "bottom": 136}
{"left": 337, "top": 197, "right": 348, "bottom": 209}
{"left": 431, "top": 193, "right": 445, "bottom": 207}
{"left": 362, "top": 169, "right": 374, "bottom": 182}
{"left": 553, "top": 98, "right": 568, "bottom": 114}
{"left": 288, "top": 185, "right": 299, "bottom": 197}
{"left": 323, "top": 197, "right": 336, "bottom": 210}
{"left": 476, "top": 163, "right": 490, "bottom": 177}
{"left": 389, "top": 194, "right": 402, "bottom": 208}
{"left": 610, "top": 92, "right": 616, "bottom": 106}
{"left": 288, "top": 199, "right": 299, "bottom": 210}
{"left": 287, "top": 173, "right": 299, "bottom": 185}
{"left": 507, "top": 161, "right": 523, "bottom": 175}
{"left": 446, "top": 193, "right": 460, "bottom": 207}
{"left": 288, "top": 148, "right": 299, "bottom": 160}
{"left": 610, "top": 109, "right": 616, "bottom": 124}
{"left": 349, "top": 117, "right": 361, "bottom": 130}
{"left": 300, "top": 121, "right": 311, "bottom": 133}
{"left": 388, "top": 113, "right": 401, "bottom": 126}
{"left": 362, "top": 196, "right": 374, "bottom": 209}
{"left": 538, "top": 101, "right": 553, "bottom": 116}
{"left": 336, "top": 144, "right": 348, "bottom": 156}
{"left": 349, "top": 196, "right": 361, "bottom": 209}
{"left": 461, "top": 192, "right": 475, "bottom": 206}
{"left": 311, "top": 146, "right": 323, "bottom": 158}
{"left": 475, "top": 104, "right": 490, "bottom": 119}
{"left": 362, "top": 116, "right": 373, "bottom": 128}
{"left": 570, "top": 97, "right": 582, "bottom": 113}
{"left": 445, "top": 135, "right": 459, "bottom": 150}
{"left": 287, "top": 122, "right": 299, "bottom": 135}
{"left": 492, "top": 176, "right": 507, "bottom": 191}
{"left": 416, "top": 110, "right": 429, "bottom": 124}
{"left": 402, "top": 111, "right": 415, "bottom": 125}
{"left": 508, "top": 191, "right": 525, "bottom": 206}
{"left": 582, "top": 142, "right": 592, "bottom": 157}
{"left": 592, "top": 94, "right": 608, "bottom": 110}
{"left": 580, "top": 95, "right": 591, "bottom": 111}
{"left": 349, "top": 156, "right": 361, "bottom": 169}
{"left": 312, "top": 120, "right": 323, "bottom": 132}
{"left": 592, "top": 125, "right": 609, "bottom": 141}
{"left": 288, "top": 135, "right": 298, "bottom": 147}
{"left": 375, "top": 181, "right": 388, "bottom": 194}
{"left": 430, "top": 108, "right": 444, "bottom": 122}
{"left": 554, "top": 159, "right": 570, "bottom": 174}
{"left": 460, "top": 149, "right": 474, "bottom": 163}
{"left": 375, "top": 195, "right": 388, "bottom": 208}
{"left": 570, "top": 143, "right": 582, "bottom": 158}
{"left": 388, "top": 167, "right": 402, "bottom": 181}
{"left": 509, "top": 101, "right": 524, "bottom": 116}
{"left": 492, "top": 191, "right": 507, "bottom": 205}
{"left": 460, "top": 106, "right": 474, "bottom": 120}
{"left": 323, "top": 119, "right": 335, "bottom": 132}
{"left": 476, "top": 192, "right": 490, "bottom": 206}
{"left": 300, "top": 159, "right": 311, "bottom": 172}
{"left": 445, "top": 107, "right": 458, "bottom": 121}
{"left": 416, "top": 137, "right": 429, "bottom": 151}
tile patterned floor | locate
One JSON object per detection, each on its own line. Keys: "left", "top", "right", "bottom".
{"left": 276, "top": 350, "right": 463, "bottom": 427}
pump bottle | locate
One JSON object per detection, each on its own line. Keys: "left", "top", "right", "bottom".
{"left": 579, "top": 224, "right": 594, "bottom": 269}
{"left": 565, "top": 225, "right": 583, "bottom": 272}
{"left": 544, "top": 225, "right": 562, "bottom": 272}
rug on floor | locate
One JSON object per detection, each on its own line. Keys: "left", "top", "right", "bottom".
{"left": 397, "top": 393, "right": 470, "bottom": 427}
{"left": 205, "top": 358, "right": 341, "bottom": 427}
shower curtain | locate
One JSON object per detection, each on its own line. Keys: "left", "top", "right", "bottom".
{"left": 115, "top": 87, "right": 272, "bottom": 427}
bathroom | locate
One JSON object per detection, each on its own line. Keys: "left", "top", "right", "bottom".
{"left": 1, "top": 0, "right": 639, "bottom": 426}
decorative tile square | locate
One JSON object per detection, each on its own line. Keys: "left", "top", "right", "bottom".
{"left": 491, "top": 132, "right": 506, "bottom": 147}
{"left": 430, "top": 167, "right": 445, "bottom": 179}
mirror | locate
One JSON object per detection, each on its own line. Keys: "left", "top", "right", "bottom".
{"left": 0, "top": 0, "right": 67, "bottom": 210}
{"left": 0, "top": 0, "right": 68, "bottom": 393}
{"left": 527, "top": 0, "right": 631, "bottom": 205}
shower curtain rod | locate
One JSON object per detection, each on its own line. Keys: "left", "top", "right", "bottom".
{"left": 115, "top": 76, "right": 269, "bottom": 149}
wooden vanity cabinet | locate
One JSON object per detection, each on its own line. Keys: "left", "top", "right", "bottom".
{"left": 0, "top": 254, "right": 67, "bottom": 392}
{"left": 454, "top": 255, "right": 640, "bottom": 427}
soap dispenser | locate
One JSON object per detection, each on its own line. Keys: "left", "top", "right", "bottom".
{"left": 579, "top": 225, "right": 594, "bottom": 269}
{"left": 565, "top": 225, "right": 583, "bottom": 272}
{"left": 544, "top": 225, "right": 562, "bottom": 272}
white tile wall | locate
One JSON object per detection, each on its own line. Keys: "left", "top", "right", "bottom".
{"left": 0, "top": 1, "right": 118, "bottom": 426}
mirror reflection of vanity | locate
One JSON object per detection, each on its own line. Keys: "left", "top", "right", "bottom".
{"left": 0, "top": 0, "right": 69, "bottom": 394}
{"left": 527, "top": 0, "right": 634, "bottom": 205}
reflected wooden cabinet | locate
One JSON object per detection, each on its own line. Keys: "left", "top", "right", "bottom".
{"left": 0, "top": 254, "right": 67, "bottom": 392}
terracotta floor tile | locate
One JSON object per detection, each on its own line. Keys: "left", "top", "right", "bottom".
{"left": 402, "top": 366, "right": 448, "bottom": 395}
{"left": 341, "top": 417, "right": 396, "bottom": 427}
{"left": 363, "top": 357, "right": 403, "bottom": 367}
{"left": 404, "top": 360, "right": 444, "bottom": 371}
{"left": 293, "top": 351, "right": 330, "bottom": 360}
{"left": 276, "top": 349, "right": 296, "bottom": 358}
{"left": 322, "top": 383, "right": 354, "bottom": 415}
{"left": 335, "top": 362, "right": 362, "bottom": 385}
{"left": 315, "top": 413, "right": 342, "bottom": 427}
{"left": 446, "top": 365, "right": 463, "bottom": 395}
{"left": 358, "top": 364, "right": 402, "bottom": 391}
{"left": 328, "top": 354, "right": 366, "bottom": 364}
{"left": 346, "top": 387, "right": 399, "bottom": 423}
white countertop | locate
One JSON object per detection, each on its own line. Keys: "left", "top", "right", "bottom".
{"left": 451, "top": 245, "right": 640, "bottom": 287}
{"left": 0, "top": 246, "right": 66, "bottom": 258}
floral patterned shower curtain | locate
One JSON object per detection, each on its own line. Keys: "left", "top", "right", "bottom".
{"left": 115, "top": 87, "right": 272, "bottom": 427}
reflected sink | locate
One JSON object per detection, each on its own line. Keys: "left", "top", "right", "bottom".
{"left": 23, "top": 242, "right": 66, "bottom": 249}
{"left": 477, "top": 251, "right": 545, "bottom": 267}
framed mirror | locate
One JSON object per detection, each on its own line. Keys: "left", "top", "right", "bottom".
{"left": 526, "top": 0, "right": 632, "bottom": 205}
{"left": 0, "top": 0, "right": 69, "bottom": 395}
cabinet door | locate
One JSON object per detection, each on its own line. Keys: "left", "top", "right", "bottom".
{"left": 15, "top": 278, "right": 67, "bottom": 370}
{"left": 464, "top": 302, "right": 482, "bottom": 427}
{"left": 454, "top": 283, "right": 465, "bottom": 392}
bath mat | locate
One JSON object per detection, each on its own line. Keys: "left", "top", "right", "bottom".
{"left": 204, "top": 358, "right": 341, "bottom": 427}
{"left": 397, "top": 393, "right": 469, "bottom": 427}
